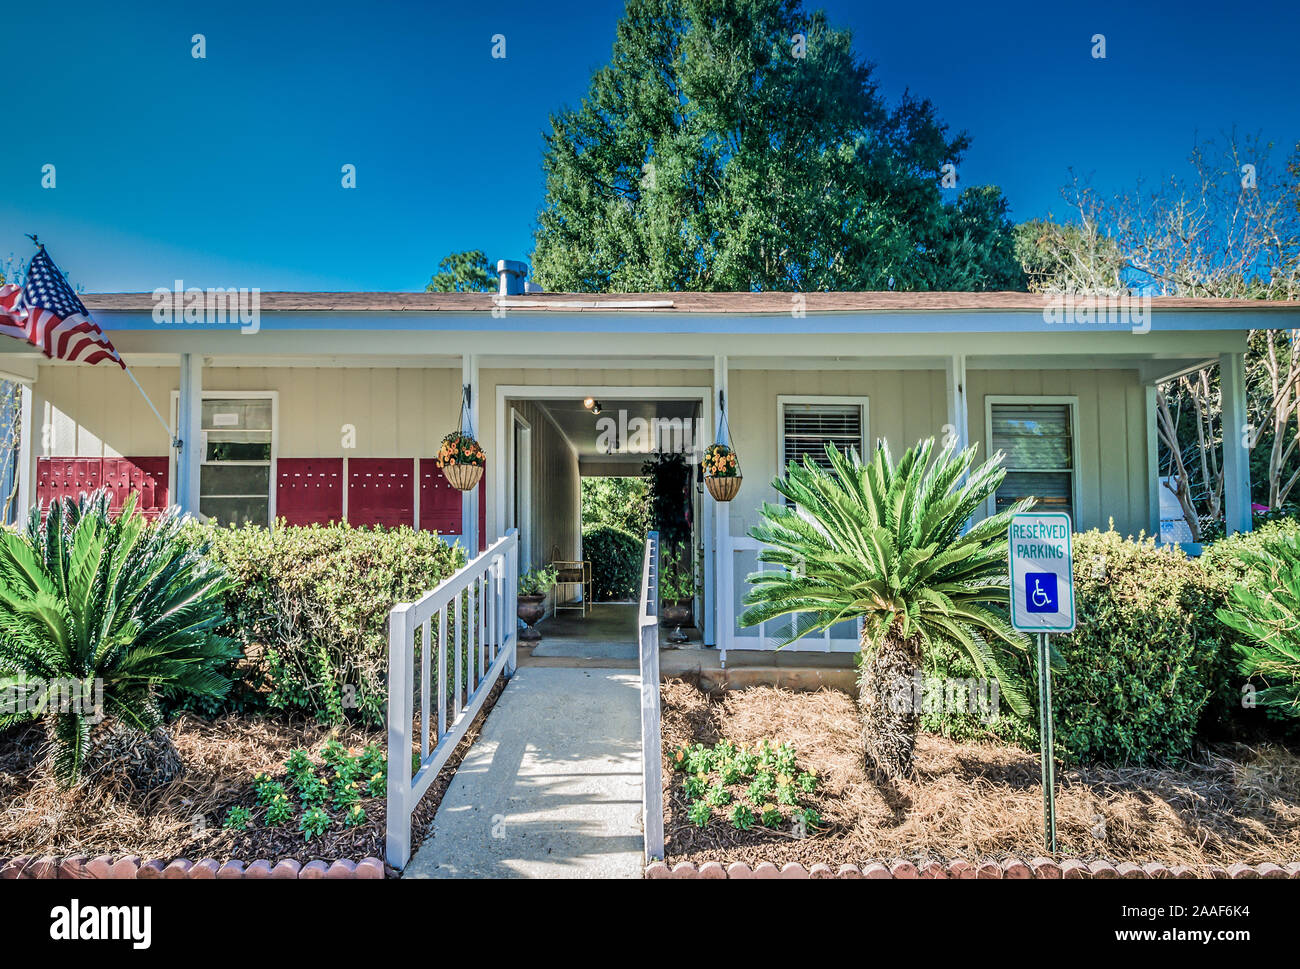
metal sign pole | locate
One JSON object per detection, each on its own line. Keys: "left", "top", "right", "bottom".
{"left": 1037, "top": 631, "right": 1058, "bottom": 853}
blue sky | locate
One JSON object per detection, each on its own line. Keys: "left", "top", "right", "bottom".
{"left": 2, "top": 0, "right": 1297, "bottom": 292}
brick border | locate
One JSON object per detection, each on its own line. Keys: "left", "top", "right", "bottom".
{"left": 646, "top": 858, "right": 1300, "bottom": 879}
{"left": 0, "top": 855, "right": 386, "bottom": 879}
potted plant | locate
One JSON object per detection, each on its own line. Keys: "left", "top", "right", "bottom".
{"left": 703, "top": 442, "right": 742, "bottom": 501}
{"left": 438, "top": 430, "right": 486, "bottom": 491}
{"left": 517, "top": 565, "right": 558, "bottom": 642}
{"left": 659, "top": 560, "right": 695, "bottom": 644}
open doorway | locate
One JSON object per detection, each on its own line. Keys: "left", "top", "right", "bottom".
{"left": 498, "top": 387, "right": 709, "bottom": 658}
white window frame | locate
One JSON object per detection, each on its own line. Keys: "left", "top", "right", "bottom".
{"left": 776, "top": 395, "right": 870, "bottom": 474}
{"left": 983, "top": 395, "right": 1080, "bottom": 521}
{"left": 170, "top": 389, "right": 279, "bottom": 525}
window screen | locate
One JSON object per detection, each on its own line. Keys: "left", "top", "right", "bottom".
{"left": 990, "top": 402, "right": 1073, "bottom": 517}
{"left": 781, "top": 401, "right": 864, "bottom": 469}
{"left": 199, "top": 397, "right": 273, "bottom": 526}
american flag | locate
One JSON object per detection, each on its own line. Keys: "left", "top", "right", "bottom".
{"left": 0, "top": 247, "right": 123, "bottom": 368}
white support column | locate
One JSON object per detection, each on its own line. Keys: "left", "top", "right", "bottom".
{"left": 712, "top": 355, "right": 731, "bottom": 664}
{"left": 1144, "top": 383, "right": 1161, "bottom": 539}
{"left": 16, "top": 382, "right": 35, "bottom": 518}
{"left": 461, "top": 353, "right": 479, "bottom": 554}
{"left": 1220, "top": 351, "right": 1252, "bottom": 535}
{"left": 944, "top": 354, "right": 969, "bottom": 453}
{"left": 176, "top": 353, "right": 203, "bottom": 515}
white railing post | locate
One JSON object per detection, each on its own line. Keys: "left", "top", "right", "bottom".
{"left": 386, "top": 530, "right": 522, "bottom": 870}
{"left": 385, "top": 602, "right": 414, "bottom": 869}
{"left": 639, "top": 531, "right": 664, "bottom": 863}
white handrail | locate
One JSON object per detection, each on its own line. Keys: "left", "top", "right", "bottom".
{"left": 638, "top": 530, "right": 664, "bottom": 863}
{"left": 386, "top": 528, "right": 518, "bottom": 869}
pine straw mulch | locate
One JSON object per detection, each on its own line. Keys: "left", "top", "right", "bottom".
{"left": 661, "top": 678, "right": 1300, "bottom": 874}
{"left": 0, "top": 678, "right": 505, "bottom": 871}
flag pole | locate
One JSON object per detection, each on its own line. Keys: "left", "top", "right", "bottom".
{"left": 122, "top": 361, "right": 181, "bottom": 449}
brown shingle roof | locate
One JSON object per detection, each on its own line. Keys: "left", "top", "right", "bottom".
{"left": 79, "top": 290, "right": 1300, "bottom": 313}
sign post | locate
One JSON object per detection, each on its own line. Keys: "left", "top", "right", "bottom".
{"left": 1008, "top": 511, "right": 1075, "bottom": 854}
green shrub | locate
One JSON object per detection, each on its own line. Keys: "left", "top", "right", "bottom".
{"left": 582, "top": 525, "right": 642, "bottom": 600}
{"left": 925, "top": 528, "right": 1239, "bottom": 764}
{"left": 190, "top": 521, "right": 464, "bottom": 725}
{"left": 1214, "top": 534, "right": 1300, "bottom": 721}
{"left": 0, "top": 491, "right": 238, "bottom": 784}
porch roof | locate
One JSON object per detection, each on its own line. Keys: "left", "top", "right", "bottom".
{"left": 80, "top": 289, "right": 1300, "bottom": 315}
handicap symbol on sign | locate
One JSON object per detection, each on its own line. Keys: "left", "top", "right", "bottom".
{"left": 1025, "top": 572, "right": 1058, "bottom": 613}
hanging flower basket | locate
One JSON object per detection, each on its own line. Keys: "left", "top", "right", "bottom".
{"left": 438, "top": 431, "right": 486, "bottom": 491}
{"left": 703, "top": 443, "right": 742, "bottom": 502}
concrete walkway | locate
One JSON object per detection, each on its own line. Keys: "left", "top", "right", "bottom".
{"left": 403, "top": 667, "right": 644, "bottom": 879}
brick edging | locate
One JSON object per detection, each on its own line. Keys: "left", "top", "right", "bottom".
{"left": 647, "top": 858, "right": 1300, "bottom": 879}
{"left": 0, "top": 855, "right": 386, "bottom": 879}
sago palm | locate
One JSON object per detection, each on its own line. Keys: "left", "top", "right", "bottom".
{"left": 740, "top": 438, "right": 1033, "bottom": 777}
{"left": 0, "top": 490, "right": 238, "bottom": 785}
{"left": 1216, "top": 537, "right": 1300, "bottom": 719}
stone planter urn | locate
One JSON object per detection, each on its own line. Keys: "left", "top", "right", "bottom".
{"left": 661, "top": 598, "right": 693, "bottom": 644}
{"left": 517, "top": 594, "right": 546, "bottom": 642}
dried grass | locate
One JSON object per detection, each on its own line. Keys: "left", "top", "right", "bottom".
{"left": 661, "top": 678, "right": 1300, "bottom": 873}
{"left": 0, "top": 677, "right": 504, "bottom": 866}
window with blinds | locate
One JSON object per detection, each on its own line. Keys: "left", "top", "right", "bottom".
{"left": 990, "top": 402, "right": 1074, "bottom": 517}
{"left": 781, "top": 400, "right": 865, "bottom": 469}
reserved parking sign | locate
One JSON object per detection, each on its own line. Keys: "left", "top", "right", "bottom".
{"left": 1008, "top": 512, "right": 1075, "bottom": 633}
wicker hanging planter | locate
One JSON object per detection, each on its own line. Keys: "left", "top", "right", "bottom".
{"left": 703, "top": 441, "right": 742, "bottom": 502}
{"left": 438, "top": 387, "right": 486, "bottom": 492}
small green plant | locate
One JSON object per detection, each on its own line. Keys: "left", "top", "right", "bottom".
{"left": 343, "top": 803, "right": 367, "bottom": 828}
{"left": 759, "top": 803, "right": 782, "bottom": 827}
{"left": 519, "top": 565, "right": 559, "bottom": 596}
{"left": 797, "top": 770, "right": 818, "bottom": 793}
{"left": 358, "top": 743, "right": 385, "bottom": 777}
{"left": 297, "top": 773, "right": 329, "bottom": 807}
{"left": 682, "top": 773, "right": 708, "bottom": 801}
{"left": 264, "top": 791, "right": 294, "bottom": 826}
{"left": 685, "top": 744, "right": 713, "bottom": 774}
{"left": 732, "top": 748, "right": 757, "bottom": 776}
{"left": 320, "top": 739, "right": 349, "bottom": 768}
{"left": 688, "top": 799, "right": 712, "bottom": 828}
{"left": 223, "top": 805, "right": 253, "bottom": 830}
{"left": 300, "top": 806, "right": 331, "bottom": 841}
{"left": 793, "top": 806, "right": 822, "bottom": 832}
{"left": 704, "top": 783, "right": 732, "bottom": 807}
{"left": 670, "top": 746, "right": 691, "bottom": 772}
{"left": 776, "top": 782, "right": 799, "bottom": 807}
{"left": 718, "top": 760, "right": 743, "bottom": 785}
{"left": 333, "top": 779, "right": 362, "bottom": 811}
{"left": 285, "top": 749, "right": 314, "bottom": 782}
{"left": 773, "top": 742, "right": 797, "bottom": 775}
{"left": 746, "top": 772, "right": 775, "bottom": 802}
{"left": 729, "top": 803, "right": 755, "bottom": 831}
{"left": 367, "top": 769, "right": 386, "bottom": 798}
{"left": 254, "top": 775, "right": 285, "bottom": 805}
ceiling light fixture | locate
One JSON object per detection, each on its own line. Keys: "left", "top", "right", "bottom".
{"left": 583, "top": 396, "right": 602, "bottom": 414}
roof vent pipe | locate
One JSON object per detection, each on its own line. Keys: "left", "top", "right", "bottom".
{"left": 497, "top": 259, "right": 528, "bottom": 296}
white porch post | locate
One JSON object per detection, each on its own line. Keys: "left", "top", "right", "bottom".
{"left": 462, "top": 353, "right": 479, "bottom": 554}
{"left": 1220, "top": 351, "right": 1252, "bottom": 535}
{"left": 712, "top": 354, "right": 731, "bottom": 664}
{"left": 944, "top": 354, "right": 969, "bottom": 453}
{"left": 176, "top": 353, "right": 202, "bottom": 515}
{"left": 16, "top": 382, "right": 36, "bottom": 518}
{"left": 1144, "top": 383, "right": 1162, "bottom": 538}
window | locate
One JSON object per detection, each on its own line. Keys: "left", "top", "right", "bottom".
{"left": 987, "top": 399, "right": 1076, "bottom": 519}
{"left": 778, "top": 397, "right": 868, "bottom": 471}
{"left": 188, "top": 395, "right": 275, "bottom": 526}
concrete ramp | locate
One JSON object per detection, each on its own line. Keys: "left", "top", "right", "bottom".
{"left": 403, "top": 667, "right": 644, "bottom": 879}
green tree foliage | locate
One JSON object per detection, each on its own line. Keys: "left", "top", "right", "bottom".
{"left": 531, "top": 0, "right": 1024, "bottom": 293}
{"left": 1216, "top": 534, "right": 1300, "bottom": 721}
{"left": 741, "top": 439, "right": 1031, "bottom": 776}
{"left": 582, "top": 525, "right": 643, "bottom": 600}
{"left": 426, "top": 250, "right": 495, "bottom": 292}
{"left": 0, "top": 491, "right": 238, "bottom": 784}
{"left": 581, "top": 476, "right": 649, "bottom": 536}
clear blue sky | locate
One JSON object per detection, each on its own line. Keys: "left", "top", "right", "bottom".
{"left": 2, "top": 0, "right": 1296, "bottom": 292}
